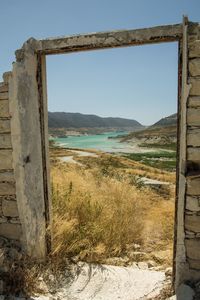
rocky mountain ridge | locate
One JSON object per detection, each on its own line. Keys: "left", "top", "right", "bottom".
{"left": 48, "top": 112, "right": 144, "bottom": 130}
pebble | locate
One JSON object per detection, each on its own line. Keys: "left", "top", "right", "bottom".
{"left": 137, "top": 261, "right": 149, "bottom": 269}
{"left": 176, "top": 283, "right": 195, "bottom": 300}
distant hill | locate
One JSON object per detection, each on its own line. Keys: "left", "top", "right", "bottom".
{"left": 120, "top": 113, "right": 177, "bottom": 150}
{"left": 151, "top": 113, "right": 177, "bottom": 128}
{"left": 48, "top": 112, "right": 144, "bottom": 130}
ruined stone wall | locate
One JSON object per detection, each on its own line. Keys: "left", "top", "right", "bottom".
{"left": 184, "top": 23, "right": 200, "bottom": 274}
{"left": 1, "top": 21, "right": 200, "bottom": 291}
{"left": 0, "top": 73, "right": 21, "bottom": 243}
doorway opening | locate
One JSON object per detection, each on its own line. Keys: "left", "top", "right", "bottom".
{"left": 45, "top": 42, "right": 178, "bottom": 274}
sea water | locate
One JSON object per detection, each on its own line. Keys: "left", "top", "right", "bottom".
{"left": 53, "top": 131, "right": 130, "bottom": 152}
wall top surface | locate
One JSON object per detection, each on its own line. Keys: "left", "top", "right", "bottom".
{"left": 15, "top": 23, "right": 184, "bottom": 59}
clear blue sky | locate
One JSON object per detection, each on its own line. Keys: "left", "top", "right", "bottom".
{"left": 1, "top": 1, "right": 200, "bottom": 125}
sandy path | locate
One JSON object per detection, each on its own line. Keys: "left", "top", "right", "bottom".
{"left": 58, "top": 149, "right": 98, "bottom": 165}
{"left": 49, "top": 262, "right": 166, "bottom": 300}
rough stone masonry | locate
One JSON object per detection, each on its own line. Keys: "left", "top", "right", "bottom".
{"left": 0, "top": 73, "right": 21, "bottom": 240}
{"left": 0, "top": 18, "right": 200, "bottom": 293}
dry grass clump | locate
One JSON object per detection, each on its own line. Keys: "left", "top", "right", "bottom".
{"left": 51, "top": 164, "right": 147, "bottom": 260}
{"left": 3, "top": 258, "right": 43, "bottom": 296}
{"left": 51, "top": 157, "right": 175, "bottom": 265}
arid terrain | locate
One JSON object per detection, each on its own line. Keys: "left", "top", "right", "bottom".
{"left": 50, "top": 146, "right": 175, "bottom": 269}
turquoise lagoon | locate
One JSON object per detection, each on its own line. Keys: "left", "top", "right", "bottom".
{"left": 53, "top": 131, "right": 131, "bottom": 153}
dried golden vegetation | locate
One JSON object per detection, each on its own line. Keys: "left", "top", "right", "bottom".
{"left": 50, "top": 151, "right": 175, "bottom": 266}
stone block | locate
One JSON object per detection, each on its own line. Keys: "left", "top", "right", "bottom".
{"left": 186, "top": 160, "right": 200, "bottom": 177}
{"left": 185, "top": 239, "right": 200, "bottom": 260}
{"left": 187, "top": 129, "right": 200, "bottom": 146}
{"left": 187, "top": 108, "right": 200, "bottom": 126}
{"left": 0, "top": 171, "right": 14, "bottom": 182}
{"left": 176, "top": 283, "right": 195, "bottom": 299}
{"left": 185, "top": 230, "right": 195, "bottom": 238}
{"left": 0, "top": 223, "right": 21, "bottom": 240}
{"left": 0, "top": 182, "right": 15, "bottom": 195}
{"left": 0, "top": 93, "right": 8, "bottom": 100}
{"left": 0, "top": 195, "right": 16, "bottom": 201}
{"left": 0, "top": 217, "right": 7, "bottom": 223}
{"left": 0, "top": 84, "right": 8, "bottom": 93}
{"left": 186, "top": 196, "right": 200, "bottom": 212}
{"left": 185, "top": 215, "right": 200, "bottom": 232}
{"left": 188, "top": 96, "right": 200, "bottom": 108}
{"left": 0, "top": 134, "right": 12, "bottom": 148}
{"left": 0, "top": 100, "right": 9, "bottom": 117}
{"left": 188, "top": 258, "right": 200, "bottom": 270}
{"left": 3, "top": 72, "right": 11, "bottom": 83}
{"left": 187, "top": 148, "right": 200, "bottom": 162}
{"left": 0, "top": 150, "right": 12, "bottom": 169}
{"left": 187, "top": 176, "right": 200, "bottom": 195}
{"left": 189, "top": 40, "right": 200, "bottom": 58}
{"left": 189, "top": 78, "right": 200, "bottom": 96}
{"left": 0, "top": 120, "right": 10, "bottom": 133}
{"left": 10, "top": 217, "right": 20, "bottom": 224}
{"left": 188, "top": 24, "right": 200, "bottom": 39}
{"left": 2, "top": 200, "right": 18, "bottom": 217}
{"left": 8, "top": 247, "right": 22, "bottom": 261}
{"left": 189, "top": 58, "right": 200, "bottom": 76}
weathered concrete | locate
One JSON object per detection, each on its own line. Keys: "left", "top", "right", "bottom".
{"left": 10, "top": 40, "right": 47, "bottom": 259}
{"left": 37, "top": 24, "right": 182, "bottom": 55}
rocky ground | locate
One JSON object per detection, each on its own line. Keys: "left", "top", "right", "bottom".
{"left": 0, "top": 224, "right": 197, "bottom": 300}
{"left": 0, "top": 237, "right": 173, "bottom": 299}
{"left": 1, "top": 261, "right": 172, "bottom": 300}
